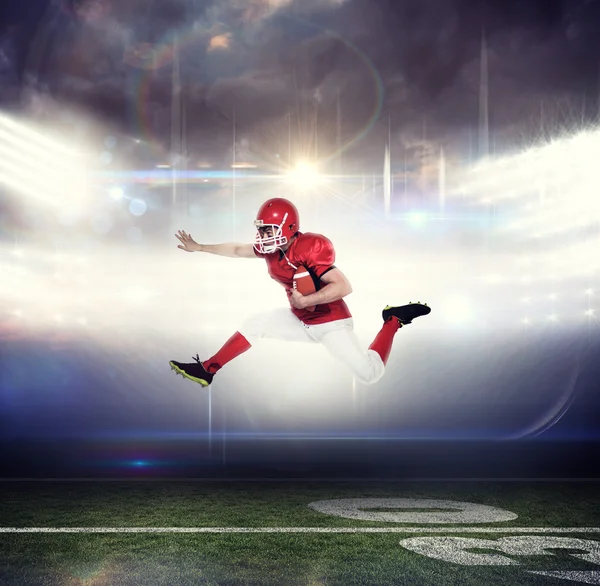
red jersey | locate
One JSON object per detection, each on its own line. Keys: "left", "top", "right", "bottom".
{"left": 254, "top": 231, "right": 352, "bottom": 325}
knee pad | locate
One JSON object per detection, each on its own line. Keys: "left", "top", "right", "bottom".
{"left": 358, "top": 350, "right": 386, "bottom": 385}
{"left": 238, "top": 315, "right": 262, "bottom": 344}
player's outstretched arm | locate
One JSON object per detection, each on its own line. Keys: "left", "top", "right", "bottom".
{"left": 175, "top": 230, "right": 257, "bottom": 258}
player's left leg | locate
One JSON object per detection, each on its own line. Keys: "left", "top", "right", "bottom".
{"left": 307, "top": 302, "right": 431, "bottom": 385}
{"left": 306, "top": 319, "right": 386, "bottom": 385}
{"left": 368, "top": 302, "right": 431, "bottom": 365}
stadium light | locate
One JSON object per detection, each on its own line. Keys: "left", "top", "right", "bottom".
{"left": 286, "top": 162, "right": 321, "bottom": 189}
{"left": 0, "top": 113, "right": 90, "bottom": 210}
{"left": 459, "top": 130, "right": 600, "bottom": 243}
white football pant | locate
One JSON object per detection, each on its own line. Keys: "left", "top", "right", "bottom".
{"left": 239, "top": 308, "right": 385, "bottom": 385}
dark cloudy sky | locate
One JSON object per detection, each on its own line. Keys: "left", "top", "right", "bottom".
{"left": 1, "top": 0, "right": 600, "bottom": 169}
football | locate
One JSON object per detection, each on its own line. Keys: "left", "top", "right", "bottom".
{"left": 293, "top": 266, "right": 317, "bottom": 312}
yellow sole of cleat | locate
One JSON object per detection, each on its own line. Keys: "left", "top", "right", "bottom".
{"left": 169, "top": 361, "right": 210, "bottom": 387}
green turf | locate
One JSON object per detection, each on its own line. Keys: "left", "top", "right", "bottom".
{"left": 0, "top": 482, "right": 599, "bottom": 585}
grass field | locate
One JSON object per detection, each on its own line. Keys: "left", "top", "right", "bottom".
{"left": 1, "top": 481, "right": 600, "bottom": 585}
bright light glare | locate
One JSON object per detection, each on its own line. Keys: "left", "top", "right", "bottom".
{"left": 129, "top": 198, "right": 147, "bottom": 216}
{"left": 442, "top": 298, "right": 474, "bottom": 325}
{"left": 407, "top": 212, "right": 427, "bottom": 226}
{"left": 484, "top": 273, "right": 504, "bottom": 284}
{"left": 0, "top": 114, "right": 90, "bottom": 211}
{"left": 121, "top": 287, "right": 156, "bottom": 303}
{"left": 286, "top": 162, "right": 321, "bottom": 189}
{"left": 458, "top": 128, "right": 600, "bottom": 236}
{"left": 109, "top": 187, "right": 124, "bottom": 201}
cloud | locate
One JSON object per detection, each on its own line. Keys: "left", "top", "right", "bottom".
{"left": 210, "top": 0, "right": 347, "bottom": 25}
{"left": 232, "top": 0, "right": 294, "bottom": 24}
{"left": 205, "top": 71, "right": 293, "bottom": 126}
{"left": 4, "top": 0, "right": 600, "bottom": 172}
{"left": 208, "top": 33, "right": 232, "bottom": 52}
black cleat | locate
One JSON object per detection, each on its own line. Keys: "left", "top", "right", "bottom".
{"left": 169, "top": 354, "right": 214, "bottom": 387}
{"left": 382, "top": 302, "right": 431, "bottom": 325}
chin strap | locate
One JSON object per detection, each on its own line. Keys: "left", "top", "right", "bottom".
{"left": 281, "top": 250, "right": 298, "bottom": 270}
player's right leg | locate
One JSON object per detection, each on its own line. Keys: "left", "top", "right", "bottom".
{"left": 169, "top": 355, "right": 215, "bottom": 387}
{"left": 169, "top": 308, "right": 309, "bottom": 386}
{"left": 169, "top": 331, "right": 251, "bottom": 387}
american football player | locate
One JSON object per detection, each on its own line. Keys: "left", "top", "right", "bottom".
{"left": 169, "top": 197, "right": 430, "bottom": 386}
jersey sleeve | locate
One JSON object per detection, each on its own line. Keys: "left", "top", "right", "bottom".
{"left": 298, "top": 234, "right": 337, "bottom": 279}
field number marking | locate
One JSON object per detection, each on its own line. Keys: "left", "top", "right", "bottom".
{"left": 308, "top": 498, "right": 518, "bottom": 524}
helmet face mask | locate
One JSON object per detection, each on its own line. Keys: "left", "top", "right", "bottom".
{"left": 254, "top": 219, "right": 288, "bottom": 254}
{"left": 253, "top": 198, "right": 299, "bottom": 254}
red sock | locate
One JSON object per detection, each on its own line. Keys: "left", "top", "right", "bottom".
{"left": 368, "top": 318, "right": 402, "bottom": 366}
{"left": 202, "top": 332, "right": 252, "bottom": 373}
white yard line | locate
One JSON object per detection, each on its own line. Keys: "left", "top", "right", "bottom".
{"left": 1, "top": 527, "right": 600, "bottom": 534}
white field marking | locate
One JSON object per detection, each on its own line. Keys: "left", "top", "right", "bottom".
{"left": 400, "top": 536, "right": 600, "bottom": 566}
{"left": 528, "top": 571, "right": 600, "bottom": 585}
{"left": 308, "top": 498, "right": 518, "bottom": 524}
{"left": 1, "top": 527, "right": 600, "bottom": 534}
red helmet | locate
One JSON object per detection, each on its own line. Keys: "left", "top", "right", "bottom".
{"left": 253, "top": 198, "right": 300, "bottom": 253}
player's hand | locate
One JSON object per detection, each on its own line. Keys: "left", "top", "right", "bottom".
{"left": 175, "top": 230, "right": 201, "bottom": 252}
{"left": 289, "top": 288, "right": 309, "bottom": 309}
